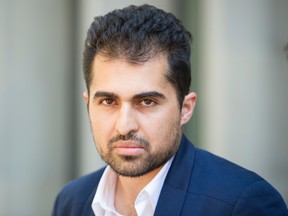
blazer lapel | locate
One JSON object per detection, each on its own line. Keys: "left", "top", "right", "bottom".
{"left": 81, "top": 189, "right": 97, "bottom": 216}
{"left": 81, "top": 168, "right": 105, "bottom": 216}
{"left": 154, "top": 135, "right": 196, "bottom": 216}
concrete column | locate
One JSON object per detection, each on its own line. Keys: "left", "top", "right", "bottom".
{"left": 0, "top": 0, "right": 74, "bottom": 215}
{"left": 199, "top": 0, "right": 288, "bottom": 202}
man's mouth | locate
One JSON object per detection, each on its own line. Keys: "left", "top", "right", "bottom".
{"left": 113, "top": 141, "right": 145, "bottom": 156}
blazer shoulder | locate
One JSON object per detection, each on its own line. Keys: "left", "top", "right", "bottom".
{"left": 52, "top": 167, "right": 105, "bottom": 215}
{"left": 189, "top": 148, "right": 287, "bottom": 212}
{"left": 193, "top": 148, "right": 263, "bottom": 184}
{"left": 59, "top": 167, "right": 105, "bottom": 200}
{"left": 232, "top": 179, "right": 288, "bottom": 215}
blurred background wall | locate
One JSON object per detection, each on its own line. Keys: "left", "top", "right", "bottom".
{"left": 0, "top": 0, "right": 287, "bottom": 215}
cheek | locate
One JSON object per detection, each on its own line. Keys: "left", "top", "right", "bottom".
{"left": 141, "top": 110, "right": 181, "bottom": 140}
{"left": 89, "top": 112, "right": 114, "bottom": 146}
{"left": 90, "top": 108, "right": 114, "bottom": 130}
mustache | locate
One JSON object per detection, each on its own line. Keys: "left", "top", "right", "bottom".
{"left": 109, "top": 133, "right": 149, "bottom": 147}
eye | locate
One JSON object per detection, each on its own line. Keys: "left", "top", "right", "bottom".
{"left": 140, "top": 99, "right": 156, "bottom": 106}
{"left": 101, "top": 98, "right": 116, "bottom": 105}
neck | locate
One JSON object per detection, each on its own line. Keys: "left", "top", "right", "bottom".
{"left": 114, "top": 166, "right": 163, "bottom": 216}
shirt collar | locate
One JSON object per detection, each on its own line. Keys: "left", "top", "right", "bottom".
{"left": 92, "top": 166, "right": 119, "bottom": 215}
{"left": 140, "top": 157, "right": 173, "bottom": 210}
{"left": 92, "top": 157, "right": 174, "bottom": 216}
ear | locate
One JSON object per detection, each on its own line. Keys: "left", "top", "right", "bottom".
{"left": 180, "top": 92, "right": 197, "bottom": 126}
{"left": 83, "top": 91, "right": 89, "bottom": 105}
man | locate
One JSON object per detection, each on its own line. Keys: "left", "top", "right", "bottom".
{"left": 53, "top": 4, "right": 288, "bottom": 216}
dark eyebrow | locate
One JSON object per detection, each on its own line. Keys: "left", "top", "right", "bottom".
{"left": 93, "top": 91, "right": 119, "bottom": 100}
{"left": 133, "top": 91, "right": 166, "bottom": 100}
{"left": 93, "top": 91, "right": 166, "bottom": 101}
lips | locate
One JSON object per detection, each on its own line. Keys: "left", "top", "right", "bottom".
{"left": 113, "top": 141, "right": 145, "bottom": 156}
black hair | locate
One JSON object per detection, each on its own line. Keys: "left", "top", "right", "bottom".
{"left": 83, "top": 4, "right": 192, "bottom": 106}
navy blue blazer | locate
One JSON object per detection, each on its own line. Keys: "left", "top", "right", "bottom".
{"left": 53, "top": 135, "right": 288, "bottom": 215}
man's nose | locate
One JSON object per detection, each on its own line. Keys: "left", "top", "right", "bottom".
{"left": 115, "top": 103, "right": 139, "bottom": 135}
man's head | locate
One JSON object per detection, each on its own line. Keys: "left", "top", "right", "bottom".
{"left": 83, "top": 5, "right": 196, "bottom": 178}
{"left": 83, "top": 4, "right": 192, "bottom": 107}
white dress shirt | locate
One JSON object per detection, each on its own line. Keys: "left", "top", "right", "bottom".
{"left": 92, "top": 157, "right": 174, "bottom": 216}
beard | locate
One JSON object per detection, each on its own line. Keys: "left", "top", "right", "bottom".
{"left": 97, "top": 124, "right": 182, "bottom": 178}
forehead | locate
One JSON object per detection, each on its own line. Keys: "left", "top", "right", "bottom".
{"left": 90, "top": 54, "right": 172, "bottom": 94}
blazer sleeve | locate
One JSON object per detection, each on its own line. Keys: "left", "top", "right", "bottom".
{"left": 51, "top": 169, "right": 104, "bottom": 216}
{"left": 51, "top": 187, "right": 93, "bottom": 216}
{"left": 52, "top": 193, "right": 61, "bottom": 216}
{"left": 51, "top": 188, "right": 75, "bottom": 216}
{"left": 232, "top": 179, "right": 288, "bottom": 216}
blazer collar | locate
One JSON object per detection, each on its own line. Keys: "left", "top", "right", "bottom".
{"left": 154, "top": 135, "right": 196, "bottom": 216}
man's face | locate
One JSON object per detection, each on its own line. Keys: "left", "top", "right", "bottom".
{"left": 84, "top": 54, "right": 195, "bottom": 177}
